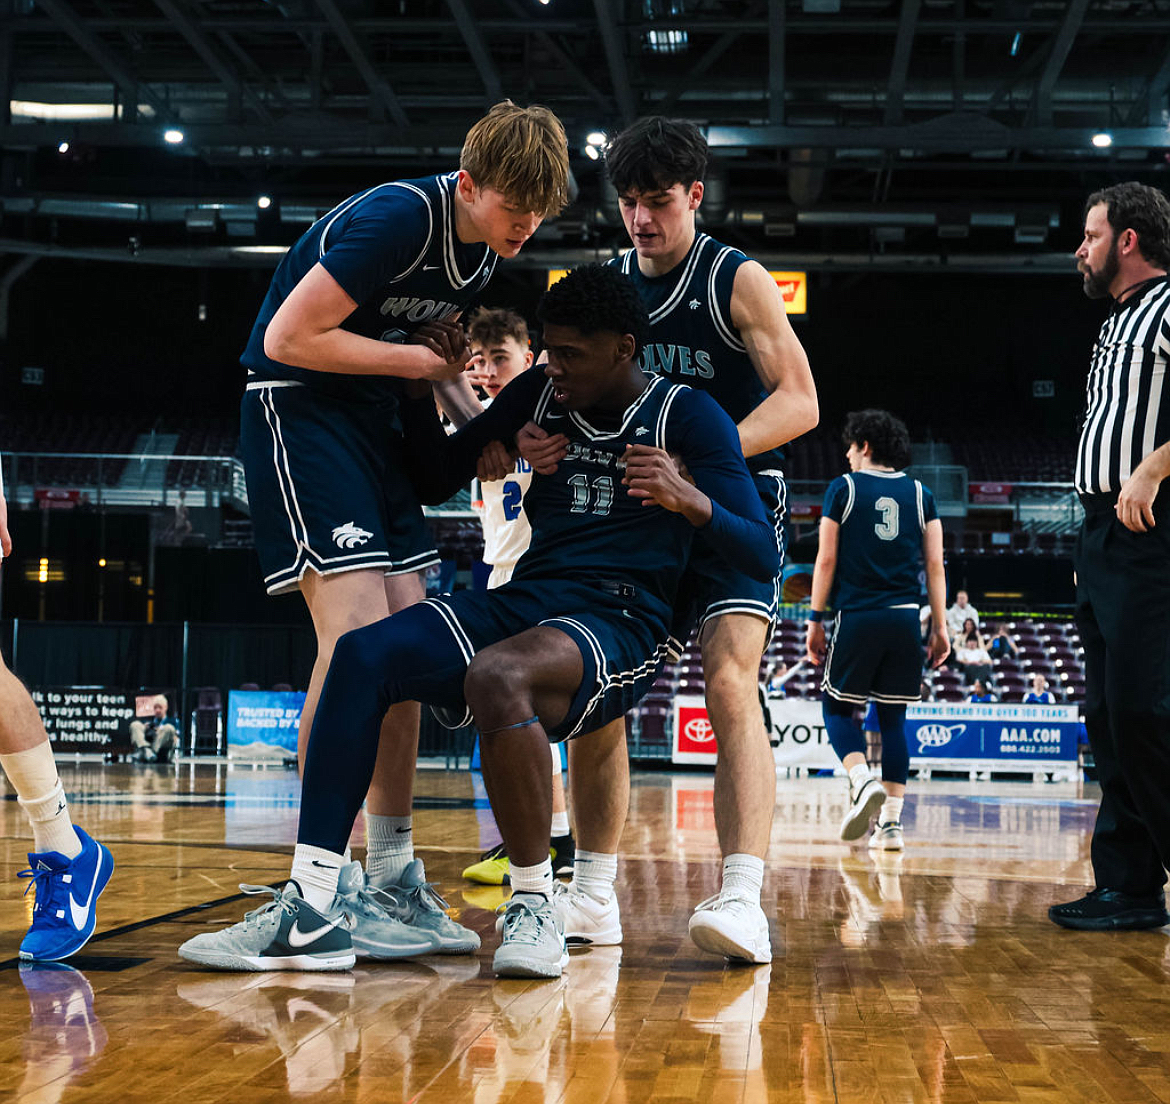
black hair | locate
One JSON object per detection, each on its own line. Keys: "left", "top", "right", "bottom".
{"left": 1085, "top": 182, "right": 1170, "bottom": 269}
{"left": 536, "top": 264, "right": 650, "bottom": 359}
{"left": 842, "top": 409, "right": 913, "bottom": 470}
{"left": 604, "top": 116, "right": 709, "bottom": 195}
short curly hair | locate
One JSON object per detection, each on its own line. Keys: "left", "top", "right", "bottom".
{"left": 604, "top": 116, "right": 708, "bottom": 196}
{"left": 536, "top": 265, "right": 650, "bottom": 359}
{"left": 1085, "top": 182, "right": 1170, "bottom": 269}
{"left": 842, "top": 409, "right": 912, "bottom": 470}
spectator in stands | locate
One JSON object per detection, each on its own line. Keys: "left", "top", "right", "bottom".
{"left": 968, "top": 678, "right": 996, "bottom": 703}
{"left": 764, "top": 662, "right": 789, "bottom": 698}
{"left": 172, "top": 491, "right": 192, "bottom": 541}
{"left": 129, "top": 695, "right": 178, "bottom": 764}
{"left": 946, "top": 590, "right": 980, "bottom": 639}
{"left": 0, "top": 459, "right": 114, "bottom": 961}
{"left": 988, "top": 624, "right": 1019, "bottom": 661}
{"left": 953, "top": 618, "right": 994, "bottom": 684}
{"left": 1024, "top": 674, "right": 1057, "bottom": 705}
{"left": 919, "top": 678, "right": 934, "bottom": 701}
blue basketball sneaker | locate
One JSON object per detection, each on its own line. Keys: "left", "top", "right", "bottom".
{"left": 19, "top": 828, "right": 114, "bottom": 962}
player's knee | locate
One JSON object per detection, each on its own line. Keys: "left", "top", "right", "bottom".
{"left": 330, "top": 622, "right": 391, "bottom": 686}
{"left": 465, "top": 653, "right": 531, "bottom": 727}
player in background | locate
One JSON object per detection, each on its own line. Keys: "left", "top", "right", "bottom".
{"left": 0, "top": 459, "right": 114, "bottom": 961}
{"left": 520, "top": 117, "right": 817, "bottom": 964}
{"left": 236, "top": 101, "right": 569, "bottom": 957}
{"left": 459, "top": 307, "right": 576, "bottom": 886}
{"left": 805, "top": 410, "right": 950, "bottom": 852}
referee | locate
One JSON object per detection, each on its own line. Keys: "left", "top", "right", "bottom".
{"left": 1050, "top": 182, "right": 1170, "bottom": 931}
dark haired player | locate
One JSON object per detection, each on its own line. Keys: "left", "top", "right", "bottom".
{"left": 236, "top": 102, "right": 570, "bottom": 958}
{"left": 180, "top": 265, "right": 778, "bottom": 980}
{"left": 805, "top": 410, "right": 950, "bottom": 851}
{"left": 521, "top": 117, "right": 817, "bottom": 964}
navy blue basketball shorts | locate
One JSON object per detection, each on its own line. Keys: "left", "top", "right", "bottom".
{"left": 424, "top": 578, "right": 681, "bottom": 742}
{"left": 822, "top": 607, "right": 923, "bottom": 705}
{"left": 675, "top": 470, "right": 787, "bottom": 636}
{"left": 240, "top": 383, "right": 439, "bottom": 596}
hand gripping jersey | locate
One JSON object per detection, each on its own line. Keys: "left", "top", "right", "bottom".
{"left": 402, "top": 368, "right": 778, "bottom": 637}
{"left": 608, "top": 234, "right": 783, "bottom": 476}
{"left": 241, "top": 172, "right": 497, "bottom": 408}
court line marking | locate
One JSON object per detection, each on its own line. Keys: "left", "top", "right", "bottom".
{"left": 0, "top": 891, "right": 247, "bottom": 970}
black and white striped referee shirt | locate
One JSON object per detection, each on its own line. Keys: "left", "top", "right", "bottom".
{"left": 1076, "top": 275, "right": 1170, "bottom": 495}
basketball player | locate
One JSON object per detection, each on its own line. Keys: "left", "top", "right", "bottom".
{"left": 236, "top": 103, "right": 570, "bottom": 955}
{"left": 805, "top": 410, "right": 950, "bottom": 851}
{"left": 0, "top": 462, "right": 114, "bottom": 960}
{"left": 179, "top": 265, "right": 778, "bottom": 979}
{"left": 460, "top": 307, "right": 576, "bottom": 886}
{"left": 520, "top": 117, "right": 817, "bottom": 964}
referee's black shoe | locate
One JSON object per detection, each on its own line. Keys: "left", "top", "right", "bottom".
{"left": 1048, "top": 887, "right": 1170, "bottom": 931}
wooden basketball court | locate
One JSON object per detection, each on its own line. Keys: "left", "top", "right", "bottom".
{"left": 2, "top": 760, "right": 1165, "bottom": 1103}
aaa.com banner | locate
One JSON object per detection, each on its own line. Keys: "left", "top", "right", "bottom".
{"left": 906, "top": 701, "right": 1079, "bottom": 763}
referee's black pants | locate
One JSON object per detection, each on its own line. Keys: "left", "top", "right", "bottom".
{"left": 1076, "top": 491, "right": 1170, "bottom": 896}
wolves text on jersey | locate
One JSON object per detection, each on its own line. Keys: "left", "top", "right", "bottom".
{"left": 639, "top": 343, "right": 715, "bottom": 379}
{"left": 378, "top": 295, "right": 460, "bottom": 322}
{"left": 563, "top": 441, "right": 627, "bottom": 470}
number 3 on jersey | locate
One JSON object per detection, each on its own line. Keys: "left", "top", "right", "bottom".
{"left": 501, "top": 479, "right": 523, "bottom": 521}
{"left": 568, "top": 473, "right": 614, "bottom": 516}
{"left": 874, "top": 496, "right": 899, "bottom": 541}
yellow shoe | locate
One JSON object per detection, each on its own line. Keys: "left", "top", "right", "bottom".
{"left": 462, "top": 843, "right": 511, "bottom": 885}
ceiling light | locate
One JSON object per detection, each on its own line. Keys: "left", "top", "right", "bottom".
{"left": 584, "top": 144, "right": 600, "bottom": 160}
{"left": 1092, "top": 132, "right": 1113, "bottom": 148}
{"left": 57, "top": 140, "right": 69, "bottom": 154}
{"left": 257, "top": 195, "right": 272, "bottom": 210}
{"left": 163, "top": 128, "right": 185, "bottom": 145}
{"left": 586, "top": 131, "right": 607, "bottom": 147}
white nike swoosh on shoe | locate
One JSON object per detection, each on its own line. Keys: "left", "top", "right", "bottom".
{"left": 286, "top": 915, "right": 346, "bottom": 949}
{"left": 68, "top": 847, "right": 104, "bottom": 930}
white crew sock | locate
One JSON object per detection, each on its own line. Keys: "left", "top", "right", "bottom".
{"left": 290, "top": 844, "right": 346, "bottom": 912}
{"left": 510, "top": 857, "right": 554, "bottom": 899}
{"left": 550, "top": 811, "right": 571, "bottom": 837}
{"left": 848, "top": 762, "right": 873, "bottom": 792}
{"left": 573, "top": 850, "right": 617, "bottom": 903}
{"left": 879, "top": 796, "right": 905, "bottom": 825}
{"left": 366, "top": 814, "right": 413, "bottom": 887}
{"left": 3, "top": 745, "right": 82, "bottom": 858}
{"left": 721, "top": 853, "right": 764, "bottom": 905}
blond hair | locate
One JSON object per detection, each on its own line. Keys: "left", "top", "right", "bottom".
{"left": 467, "top": 307, "right": 529, "bottom": 351}
{"left": 460, "top": 101, "right": 570, "bottom": 218}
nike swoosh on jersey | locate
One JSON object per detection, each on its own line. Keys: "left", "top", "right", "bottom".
{"left": 67, "top": 847, "right": 105, "bottom": 930}
{"left": 286, "top": 914, "right": 345, "bottom": 949}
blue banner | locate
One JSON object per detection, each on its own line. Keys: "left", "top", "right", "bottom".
{"left": 906, "top": 702, "right": 1079, "bottom": 762}
{"left": 226, "top": 689, "right": 306, "bottom": 759}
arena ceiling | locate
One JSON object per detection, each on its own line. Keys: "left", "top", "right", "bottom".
{"left": 4, "top": 0, "right": 1170, "bottom": 271}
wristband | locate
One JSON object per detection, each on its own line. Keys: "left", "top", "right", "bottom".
{"left": 807, "top": 609, "right": 824, "bottom": 623}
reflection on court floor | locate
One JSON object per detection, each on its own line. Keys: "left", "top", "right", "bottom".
{"left": 1, "top": 761, "right": 1164, "bottom": 1103}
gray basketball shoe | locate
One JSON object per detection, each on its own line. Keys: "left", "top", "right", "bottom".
{"left": 368, "top": 859, "right": 481, "bottom": 954}
{"left": 178, "top": 883, "right": 355, "bottom": 972}
{"left": 493, "top": 893, "right": 569, "bottom": 979}
{"left": 335, "top": 862, "right": 440, "bottom": 959}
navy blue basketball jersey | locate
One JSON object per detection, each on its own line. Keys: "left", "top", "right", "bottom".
{"left": 609, "top": 235, "right": 782, "bottom": 475}
{"left": 823, "top": 470, "right": 938, "bottom": 611}
{"left": 402, "top": 368, "right": 777, "bottom": 631}
{"left": 241, "top": 172, "right": 497, "bottom": 405}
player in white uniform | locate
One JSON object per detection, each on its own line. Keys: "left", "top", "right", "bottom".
{"left": 460, "top": 308, "right": 576, "bottom": 885}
